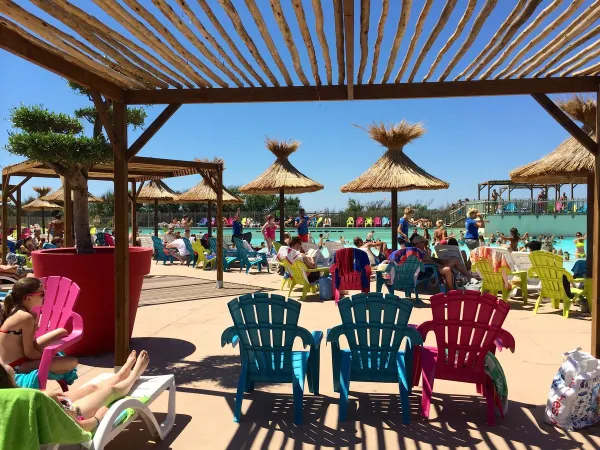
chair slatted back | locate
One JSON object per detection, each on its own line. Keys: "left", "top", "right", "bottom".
{"left": 280, "top": 259, "right": 311, "bottom": 285}
{"left": 234, "top": 238, "right": 253, "bottom": 266}
{"left": 429, "top": 291, "right": 509, "bottom": 375}
{"left": 511, "top": 252, "right": 533, "bottom": 272}
{"left": 182, "top": 237, "right": 194, "bottom": 256}
{"left": 529, "top": 251, "right": 569, "bottom": 299}
{"left": 151, "top": 236, "right": 165, "bottom": 254}
{"left": 472, "top": 257, "right": 506, "bottom": 293}
{"left": 227, "top": 293, "right": 302, "bottom": 376}
{"left": 337, "top": 293, "right": 413, "bottom": 373}
{"left": 37, "top": 277, "right": 80, "bottom": 337}
{"left": 385, "top": 256, "right": 422, "bottom": 291}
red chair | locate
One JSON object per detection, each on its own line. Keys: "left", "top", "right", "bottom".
{"left": 104, "top": 233, "right": 115, "bottom": 246}
{"left": 330, "top": 248, "right": 371, "bottom": 302}
{"left": 413, "top": 290, "right": 515, "bottom": 425}
{"left": 35, "top": 276, "right": 84, "bottom": 390}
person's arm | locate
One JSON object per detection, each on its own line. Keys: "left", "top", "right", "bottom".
{"left": 261, "top": 222, "right": 267, "bottom": 234}
{"left": 233, "top": 208, "right": 240, "bottom": 221}
{"left": 302, "top": 254, "right": 316, "bottom": 269}
{"left": 20, "top": 313, "right": 43, "bottom": 359}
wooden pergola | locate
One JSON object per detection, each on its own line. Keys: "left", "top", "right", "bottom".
{"left": 477, "top": 180, "right": 581, "bottom": 202}
{"left": 1, "top": 0, "right": 599, "bottom": 360}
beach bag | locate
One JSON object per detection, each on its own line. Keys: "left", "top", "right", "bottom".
{"left": 545, "top": 348, "right": 600, "bottom": 430}
{"left": 319, "top": 276, "right": 333, "bottom": 300}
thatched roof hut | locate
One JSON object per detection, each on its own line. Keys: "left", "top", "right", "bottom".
{"left": 510, "top": 96, "right": 595, "bottom": 184}
{"left": 239, "top": 139, "right": 324, "bottom": 195}
{"left": 137, "top": 180, "right": 177, "bottom": 203}
{"left": 43, "top": 186, "right": 103, "bottom": 203}
{"left": 341, "top": 121, "right": 449, "bottom": 192}
{"left": 341, "top": 121, "right": 449, "bottom": 249}
{"left": 175, "top": 180, "right": 242, "bottom": 204}
{"left": 22, "top": 198, "right": 62, "bottom": 211}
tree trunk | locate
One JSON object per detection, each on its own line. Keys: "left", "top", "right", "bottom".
{"left": 93, "top": 114, "right": 102, "bottom": 139}
{"left": 69, "top": 169, "right": 94, "bottom": 254}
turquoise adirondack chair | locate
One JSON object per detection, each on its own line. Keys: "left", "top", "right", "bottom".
{"left": 327, "top": 292, "right": 423, "bottom": 423}
{"left": 182, "top": 237, "right": 197, "bottom": 267}
{"left": 151, "top": 236, "right": 174, "bottom": 265}
{"left": 233, "top": 238, "right": 269, "bottom": 274}
{"left": 383, "top": 256, "right": 436, "bottom": 301}
{"left": 209, "top": 237, "right": 237, "bottom": 270}
{"left": 221, "top": 293, "right": 323, "bottom": 424}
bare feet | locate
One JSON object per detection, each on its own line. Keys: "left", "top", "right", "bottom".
{"left": 117, "top": 351, "right": 137, "bottom": 378}
{"left": 131, "top": 350, "right": 150, "bottom": 379}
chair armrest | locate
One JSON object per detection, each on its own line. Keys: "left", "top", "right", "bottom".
{"left": 416, "top": 320, "right": 434, "bottom": 341}
{"left": 404, "top": 326, "right": 424, "bottom": 348}
{"left": 221, "top": 326, "right": 239, "bottom": 348}
{"left": 295, "top": 327, "right": 317, "bottom": 348}
{"left": 527, "top": 267, "right": 538, "bottom": 278}
{"left": 562, "top": 269, "right": 574, "bottom": 283}
{"left": 311, "top": 331, "right": 324, "bottom": 349}
{"left": 326, "top": 325, "right": 345, "bottom": 345}
{"left": 495, "top": 328, "right": 516, "bottom": 353}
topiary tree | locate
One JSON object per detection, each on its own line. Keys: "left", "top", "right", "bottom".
{"left": 5, "top": 84, "right": 146, "bottom": 254}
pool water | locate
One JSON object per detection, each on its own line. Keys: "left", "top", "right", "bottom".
{"left": 139, "top": 226, "right": 583, "bottom": 271}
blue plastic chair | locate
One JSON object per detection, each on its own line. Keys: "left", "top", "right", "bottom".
{"left": 327, "top": 292, "right": 423, "bottom": 423}
{"left": 95, "top": 231, "right": 106, "bottom": 246}
{"left": 233, "top": 238, "right": 268, "bottom": 274}
{"left": 151, "top": 236, "right": 174, "bottom": 265}
{"left": 6, "top": 240, "right": 16, "bottom": 253}
{"left": 209, "top": 237, "right": 237, "bottom": 270}
{"left": 182, "top": 237, "right": 197, "bottom": 267}
{"left": 382, "top": 216, "right": 390, "bottom": 227}
{"left": 221, "top": 293, "right": 323, "bottom": 424}
{"left": 504, "top": 202, "right": 517, "bottom": 213}
{"left": 198, "top": 218, "right": 208, "bottom": 227}
{"left": 383, "top": 256, "right": 439, "bottom": 301}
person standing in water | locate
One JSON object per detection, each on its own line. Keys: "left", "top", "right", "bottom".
{"left": 574, "top": 232, "right": 586, "bottom": 258}
{"left": 464, "top": 208, "right": 487, "bottom": 250}
{"left": 231, "top": 208, "right": 243, "bottom": 243}
{"left": 497, "top": 228, "right": 529, "bottom": 252}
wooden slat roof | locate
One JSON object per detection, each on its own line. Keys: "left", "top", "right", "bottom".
{"left": 1, "top": 1, "right": 599, "bottom": 104}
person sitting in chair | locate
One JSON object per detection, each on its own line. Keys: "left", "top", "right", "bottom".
{"left": 353, "top": 237, "right": 388, "bottom": 266}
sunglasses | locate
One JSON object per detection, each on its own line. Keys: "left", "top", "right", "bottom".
{"left": 30, "top": 291, "right": 45, "bottom": 299}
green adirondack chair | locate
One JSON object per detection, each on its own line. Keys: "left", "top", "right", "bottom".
{"left": 191, "top": 240, "right": 215, "bottom": 270}
{"left": 383, "top": 256, "right": 431, "bottom": 301}
{"left": 209, "top": 237, "right": 237, "bottom": 271}
{"left": 221, "top": 293, "right": 323, "bottom": 424}
{"left": 528, "top": 250, "right": 586, "bottom": 318}
{"left": 327, "top": 292, "right": 423, "bottom": 423}
{"left": 233, "top": 238, "right": 269, "bottom": 274}
{"left": 472, "top": 257, "right": 513, "bottom": 301}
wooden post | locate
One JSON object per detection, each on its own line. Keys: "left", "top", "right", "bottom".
{"left": 216, "top": 166, "right": 224, "bottom": 288}
{"left": 153, "top": 199, "right": 159, "bottom": 237}
{"left": 391, "top": 189, "right": 398, "bottom": 250}
{"left": 63, "top": 178, "right": 73, "bottom": 247}
{"left": 1, "top": 174, "right": 9, "bottom": 264}
{"left": 113, "top": 102, "right": 129, "bottom": 368}
{"left": 130, "top": 180, "right": 137, "bottom": 246}
{"left": 279, "top": 188, "right": 285, "bottom": 243}
{"left": 592, "top": 84, "right": 600, "bottom": 357}
{"left": 15, "top": 186, "right": 21, "bottom": 240}
{"left": 571, "top": 183, "right": 575, "bottom": 200}
{"left": 207, "top": 201, "right": 212, "bottom": 237}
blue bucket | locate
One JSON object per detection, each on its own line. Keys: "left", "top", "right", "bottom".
{"left": 319, "top": 276, "right": 333, "bottom": 300}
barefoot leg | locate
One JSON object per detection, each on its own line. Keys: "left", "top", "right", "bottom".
{"left": 18, "top": 355, "right": 78, "bottom": 375}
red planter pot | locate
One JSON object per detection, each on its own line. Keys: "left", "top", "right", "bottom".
{"left": 31, "top": 247, "right": 152, "bottom": 356}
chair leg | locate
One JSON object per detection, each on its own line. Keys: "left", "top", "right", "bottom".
{"left": 533, "top": 294, "right": 542, "bottom": 314}
{"left": 292, "top": 370, "right": 305, "bottom": 425}
{"left": 332, "top": 346, "right": 341, "bottom": 393}
{"left": 563, "top": 296, "right": 572, "bottom": 319}
{"left": 234, "top": 364, "right": 248, "bottom": 423}
{"left": 484, "top": 376, "right": 496, "bottom": 426}
{"left": 520, "top": 277, "right": 528, "bottom": 304}
{"left": 339, "top": 351, "right": 352, "bottom": 421}
{"left": 397, "top": 353, "right": 411, "bottom": 425}
{"left": 420, "top": 349, "right": 437, "bottom": 419}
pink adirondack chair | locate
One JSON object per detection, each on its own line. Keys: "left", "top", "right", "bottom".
{"left": 355, "top": 216, "right": 364, "bottom": 227}
{"left": 374, "top": 217, "right": 382, "bottom": 227}
{"left": 35, "top": 276, "right": 84, "bottom": 390}
{"left": 104, "top": 233, "right": 115, "bottom": 246}
{"left": 413, "top": 290, "right": 515, "bottom": 425}
{"left": 226, "top": 217, "right": 234, "bottom": 226}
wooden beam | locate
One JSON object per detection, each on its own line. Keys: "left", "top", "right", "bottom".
{"left": 113, "top": 101, "right": 129, "bottom": 368}
{"left": 15, "top": 186, "right": 21, "bottom": 242}
{"left": 0, "top": 22, "right": 124, "bottom": 101}
{"left": 8, "top": 176, "right": 31, "bottom": 194}
{"left": 131, "top": 180, "right": 138, "bottom": 247}
{"left": 532, "top": 94, "right": 597, "bottom": 155}
{"left": 592, "top": 84, "right": 600, "bottom": 357}
{"left": 90, "top": 92, "right": 116, "bottom": 147}
{"left": 131, "top": 156, "right": 221, "bottom": 171}
{"left": 279, "top": 188, "right": 285, "bottom": 243}
{"left": 63, "top": 178, "right": 73, "bottom": 247}
{"left": 153, "top": 199, "right": 158, "bottom": 237}
{"left": 343, "top": 0, "right": 354, "bottom": 99}
{"left": 1, "top": 174, "right": 9, "bottom": 264}
{"left": 127, "top": 104, "right": 181, "bottom": 160}
{"left": 126, "top": 76, "right": 600, "bottom": 105}
{"left": 216, "top": 165, "right": 224, "bottom": 288}
{"left": 332, "top": 0, "right": 345, "bottom": 85}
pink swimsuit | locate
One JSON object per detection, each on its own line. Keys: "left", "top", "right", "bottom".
{"left": 264, "top": 225, "right": 276, "bottom": 240}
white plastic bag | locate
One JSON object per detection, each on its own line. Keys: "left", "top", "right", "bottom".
{"left": 545, "top": 348, "right": 600, "bottom": 430}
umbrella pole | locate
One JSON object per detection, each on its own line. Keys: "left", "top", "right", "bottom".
{"left": 41, "top": 208, "right": 45, "bottom": 234}
{"left": 207, "top": 201, "right": 212, "bottom": 236}
{"left": 391, "top": 189, "right": 398, "bottom": 250}
{"left": 154, "top": 199, "right": 158, "bottom": 237}
{"left": 279, "top": 188, "right": 285, "bottom": 243}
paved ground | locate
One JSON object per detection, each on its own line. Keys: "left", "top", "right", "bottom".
{"left": 67, "top": 262, "right": 600, "bottom": 449}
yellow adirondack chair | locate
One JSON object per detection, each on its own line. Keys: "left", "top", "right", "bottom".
{"left": 528, "top": 251, "right": 585, "bottom": 318}
{"left": 192, "top": 240, "right": 215, "bottom": 270}
{"left": 472, "top": 258, "right": 513, "bottom": 301}
{"left": 280, "top": 259, "right": 323, "bottom": 300}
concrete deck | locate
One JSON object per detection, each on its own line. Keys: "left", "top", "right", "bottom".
{"left": 69, "top": 262, "right": 600, "bottom": 449}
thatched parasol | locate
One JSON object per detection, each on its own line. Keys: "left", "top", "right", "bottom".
{"left": 135, "top": 180, "right": 177, "bottom": 237}
{"left": 43, "top": 186, "right": 103, "bottom": 203}
{"left": 240, "top": 138, "right": 323, "bottom": 241}
{"left": 176, "top": 180, "right": 242, "bottom": 235}
{"left": 341, "top": 121, "right": 449, "bottom": 249}
{"left": 510, "top": 95, "right": 596, "bottom": 278}
{"left": 510, "top": 96, "right": 595, "bottom": 184}
{"left": 22, "top": 198, "right": 62, "bottom": 232}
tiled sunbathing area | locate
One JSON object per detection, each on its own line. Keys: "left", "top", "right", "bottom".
{"left": 69, "top": 264, "right": 600, "bottom": 449}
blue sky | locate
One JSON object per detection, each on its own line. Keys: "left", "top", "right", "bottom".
{"left": 0, "top": 0, "right": 592, "bottom": 210}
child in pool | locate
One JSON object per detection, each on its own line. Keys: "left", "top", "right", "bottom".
{"left": 564, "top": 251, "right": 570, "bottom": 261}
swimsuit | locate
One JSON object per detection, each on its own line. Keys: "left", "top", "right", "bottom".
{"left": 264, "top": 225, "right": 276, "bottom": 240}
{"left": 0, "top": 329, "right": 29, "bottom": 368}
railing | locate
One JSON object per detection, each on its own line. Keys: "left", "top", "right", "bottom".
{"left": 463, "top": 199, "right": 588, "bottom": 216}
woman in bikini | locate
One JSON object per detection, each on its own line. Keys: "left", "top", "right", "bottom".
{"left": 574, "top": 232, "right": 587, "bottom": 258}
{"left": 0, "top": 350, "right": 150, "bottom": 432}
{"left": 497, "top": 228, "right": 529, "bottom": 252}
{"left": 0, "top": 277, "right": 77, "bottom": 375}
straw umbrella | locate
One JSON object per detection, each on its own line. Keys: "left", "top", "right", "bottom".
{"left": 22, "top": 198, "right": 62, "bottom": 232}
{"left": 43, "top": 186, "right": 103, "bottom": 204}
{"left": 240, "top": 138, "right": 324, "bottom": 242}
{"left": 341, "top": 121, "right": 449, "bottom": 249}
{"left": 510, "top": 95, "right": 595, "bottom": 277}
{"left": 136, "top": 180, "right": 177, "bottom": 237}
{"left": 175, "top": 180, "right": 242, "bottom": 236}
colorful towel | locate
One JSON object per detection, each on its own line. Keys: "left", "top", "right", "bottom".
{"left": 470, "top": 246, "right": 512, "bottom": 289}
{"left": 333, "top": 248, "right": 370, "bottom": 290}
{"left": 14, "top": 352, "right": 78, "bottom": 389}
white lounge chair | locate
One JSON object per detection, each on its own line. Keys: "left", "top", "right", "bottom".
{"left": 42, "top": 374, "right": 176, "bottom": 450}
{"left": 301, "top": 242, "right": 319, "bottom": 252}
{"left": 323, "top": 241, "right": 344, "bottom": 255}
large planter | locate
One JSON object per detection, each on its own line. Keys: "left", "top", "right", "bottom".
{"left": 31, "top": 247, "right": 152, "bottom": 356}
